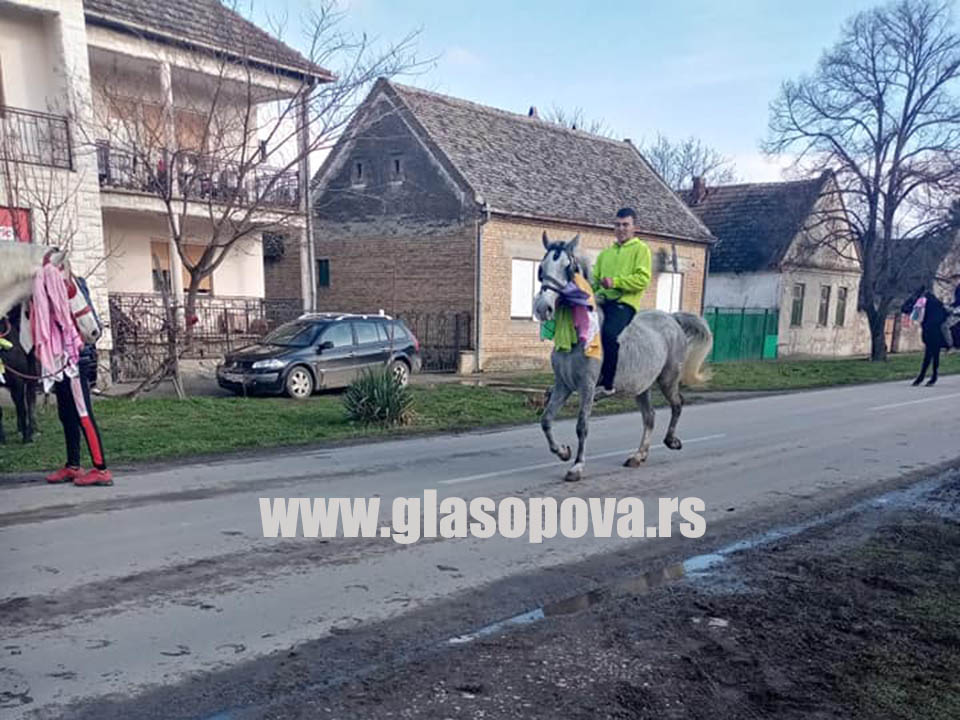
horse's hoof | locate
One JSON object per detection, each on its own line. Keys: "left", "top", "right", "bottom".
{"left": 664, "top": 436, "right": 682, "bottom": 450}
{"left": 564, "top": 468, "right": 582, "bottom": 482}
{"left": 624, "top": 454, "right": 646, "bottom": 468}
{"left": 557, "top": 445, "right": 572, "bottom": 462}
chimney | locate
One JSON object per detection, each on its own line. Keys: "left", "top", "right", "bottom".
{"left": 691, "top": 176, "right": 707, "bottom": 205}
{"left": 528, "top": 106, "right": 538, "bottom": 118}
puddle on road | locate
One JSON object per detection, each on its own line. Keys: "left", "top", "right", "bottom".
{"left": 445, "top": 471, "right": 959, "bottom": 646}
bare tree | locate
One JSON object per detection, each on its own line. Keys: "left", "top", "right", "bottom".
{"left": 79, "top": 0, "right": 425, "bottom": 395}
{"left": 640, "top": 133, "right": 738, "bottom": 191}
{"left": 542, "top": 105, "right": 614, "bottom": 137}
{"left": 765, "top": 0, "right": 960, "bottom": 360}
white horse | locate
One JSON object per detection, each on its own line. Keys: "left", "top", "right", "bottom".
{"left": 0, "top": 241, "right": 101, "bottom": 344}
{"left": 533, "top": 232, "right": 713, "bottom": 482}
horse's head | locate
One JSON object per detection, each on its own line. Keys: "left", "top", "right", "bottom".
{"left": 45, "top": 249, "right": 102, "bottom": 345}
{"left": 534, "top": 232, "right": 580, "bottom": 322}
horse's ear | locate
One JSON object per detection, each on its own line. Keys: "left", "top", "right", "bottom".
{"left": 48, "top": 250, "right": 67, "bottom": 267}
{"left": 542, "top": 231, "right": 550, "bottom": 250}
{"left": 566, "top": 234, "right": 580, "bottom": 253}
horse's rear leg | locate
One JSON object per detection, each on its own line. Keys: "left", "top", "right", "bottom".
{"left": 658, "top": 370, "right": 684, "bottom": 450}
{"left": 541, "top": 383, "right": 573, "bottom": 462}
{"left": 625, "top": 390, "right": 655, "bottom": 468}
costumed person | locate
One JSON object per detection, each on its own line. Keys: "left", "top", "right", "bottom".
{"left": 591, "top": 207, "right": 652, "bottom": 396}
{"left": 26, "top": 265, "right": 112, "bottom": 487}
{"left": 941, "top": 282, "right": 960, "bottom": 349}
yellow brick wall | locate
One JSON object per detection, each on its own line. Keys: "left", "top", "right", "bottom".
{"left": 479, "top": 216, "right": 707, "bottom": 371}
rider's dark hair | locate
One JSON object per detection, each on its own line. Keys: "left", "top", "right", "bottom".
{"left": 615, "top": 207, "right": 637, "bottom": 220}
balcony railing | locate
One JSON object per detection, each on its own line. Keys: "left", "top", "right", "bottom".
{"left": 0, "top": 106, "right": 72, "bottom": 169}
{"left": 96, "top": 142, "right": 300, "bottom": 209}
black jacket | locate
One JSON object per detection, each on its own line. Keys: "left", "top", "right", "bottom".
{"left": 79, "top": 344, "right": 98, "bottom": 384}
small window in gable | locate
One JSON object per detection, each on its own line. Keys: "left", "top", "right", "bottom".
{"left": 352, "top": 160, "right": 365, "bottom": 186}
{"left": 390, "top": 155, "right": 404, "bottom": 182}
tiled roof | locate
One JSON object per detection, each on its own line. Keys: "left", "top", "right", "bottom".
{"left": 680, "top": 175, "right": 830, "bottom": 273}
{"left": 84, "top": 0, "right": 332, "bottom": 79}
{"left": 383, "top": 81, "right": 713, "bottom": 242}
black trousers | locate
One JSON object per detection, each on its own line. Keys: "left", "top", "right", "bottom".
{"left": 54, "top": 374, "right": 107, "bottom": 470}
{"left": 599, "top": 301, "right": 636, "bottom": 389}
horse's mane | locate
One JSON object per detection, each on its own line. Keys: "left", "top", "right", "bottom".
{"left": 576, "top": 254, "right": 593, "bottom": 283}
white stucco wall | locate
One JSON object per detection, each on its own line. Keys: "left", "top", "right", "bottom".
{"left": 704, "top": 272, "right": 781, "bottom": 309}
{"left": 0, "top": 6, "right": 58, "bottom": 112}
{"left": 103, "top": 212, "right": 264, "bottom": 298}
{"left": 778, "top": 267, "right": 871, "bottom": 357}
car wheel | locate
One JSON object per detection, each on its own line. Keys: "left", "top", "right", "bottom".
{"left": 388, "top": 359, "right": 410, "bottom": 387}
{"left": 285, "top": 366, "right": 314, "bottom": 399}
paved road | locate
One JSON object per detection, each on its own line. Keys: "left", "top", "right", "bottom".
{"left": 1, "top": 376, "right": 959, "bottom": 718}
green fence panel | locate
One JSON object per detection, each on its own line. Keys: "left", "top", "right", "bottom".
{"left": 705, "top": 307, "right": 779, "bottom": 363}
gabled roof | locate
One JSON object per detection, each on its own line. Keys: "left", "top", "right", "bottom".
{"left": 680, "top": 174, "right": 831, "bottom": 273}
{"left": 372, "top": 81, "right": 713, "bottom": 243}
{"left": 83, "top": 0, "right": 332, "bottom": 80}
{"left": 888, "top": 233, "right": 959, "bottom": 297}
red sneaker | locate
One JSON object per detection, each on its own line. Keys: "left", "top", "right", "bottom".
{"left": 47, "top": 466, "right": 83, "bottom": 484}
{"left": 74, "top": 468, "right": 113, "bottom": 487}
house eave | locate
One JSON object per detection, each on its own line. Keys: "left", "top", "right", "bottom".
{"left": 488, "top": 208, "right": 716, "bottom": 245}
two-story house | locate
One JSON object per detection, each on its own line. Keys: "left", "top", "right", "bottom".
{"left": 0, "top": 0, "right": 331, "bottom": 382}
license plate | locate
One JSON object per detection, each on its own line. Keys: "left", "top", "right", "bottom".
{"left": 222, "top": 372, "right": 245, "bottom": 383}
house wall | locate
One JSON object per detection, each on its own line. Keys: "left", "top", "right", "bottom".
{"left": 103, "top": 211, "right": 264, "bottom": 297}
{"left": 479, "top": 216, "right": 708, "bottom": 371}
{"left": 778, "top": 267, "right": 871, "bottom": 357}
{"left": 0, "top": 0, "right": 110, "bottom": 353}
{"left": 0, "top": 6, "right": 59, "bottom": 112}
{"left": 705, "top": 272, "right": 781, "bottom": 309}
{"left": 312, "top": 90, "right": 476, "bottom": 316}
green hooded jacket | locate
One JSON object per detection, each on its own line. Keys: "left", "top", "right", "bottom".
{"left": 591, "top": 236, "right": 652, "bottom": 311}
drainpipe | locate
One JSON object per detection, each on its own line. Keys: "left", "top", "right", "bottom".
{"left": 298, "top": 82, "right": 316, "bottom": 312}
{"left": 474, "top": 196, "right": 490, "bottom": 373}
{"left": 700, "top": 244, "right": 710, "bottom": 316}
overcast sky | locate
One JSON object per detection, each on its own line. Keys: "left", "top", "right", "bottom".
{"left": 253, "top": 0, "right": 888, "bottom": 183}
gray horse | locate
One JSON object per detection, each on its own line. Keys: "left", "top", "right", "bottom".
{"left": 533, "top": 232, "right": 713, "bottom": 482}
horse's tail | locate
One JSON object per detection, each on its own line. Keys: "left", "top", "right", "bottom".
{"left": 673, "top": 312, "right": 713, "bottom": 386}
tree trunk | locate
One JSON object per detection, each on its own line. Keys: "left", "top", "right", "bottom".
{"left": 865, "top": 305, "right": 888, "bottom": 361}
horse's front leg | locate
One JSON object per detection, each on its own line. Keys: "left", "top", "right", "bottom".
{"left": 565, "top": 383, "right": 595, "bottom": 482}
{"left": 541, "top": 383, "right": 573, "bottom": 462}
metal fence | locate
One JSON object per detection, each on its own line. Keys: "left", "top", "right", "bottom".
{"left": 108, "top": 294, "right": 302, "bottom": 383}
{"left": 395, "top": 311, "right": 472, "bottom": 372}
{"left": 96, "top": 142, "right": 300, "bottom": 209}
{"left": 704, "top": 307, "right": 779, "bottom": 363}
{"left": 0, "top": 106, "right": 72, "bottom": 169}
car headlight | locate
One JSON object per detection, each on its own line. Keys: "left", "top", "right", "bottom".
{"left": 252, "top": 359, "right": 285, "bottom": 370}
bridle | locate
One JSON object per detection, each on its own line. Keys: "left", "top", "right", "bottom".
{"left": 538, "top": 244, "right": 579, "bottom": 295}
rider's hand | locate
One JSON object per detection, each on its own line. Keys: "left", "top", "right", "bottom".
{"left": 601, "top": 277, "right": 614, "bottom": 289}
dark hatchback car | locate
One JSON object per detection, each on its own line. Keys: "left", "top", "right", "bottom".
{"left": 216, "top": 313, "right": 422, "bottom": 399}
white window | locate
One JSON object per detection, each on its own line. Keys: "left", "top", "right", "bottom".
{"left": 510, "top": 259, "right": 537, "bottom": 318}
{"left": 656, "top": 272, "right": 683, "bottom": 312}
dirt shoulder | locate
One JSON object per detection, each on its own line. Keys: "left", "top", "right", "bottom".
{"left": 282, "top": 469, "right": 960, "bottom": 720}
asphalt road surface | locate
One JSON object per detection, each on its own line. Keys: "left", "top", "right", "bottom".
{"left": 1, "top": 375, "right": 959, "bottom": 718}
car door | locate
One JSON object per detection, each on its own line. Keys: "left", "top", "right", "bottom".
{"left": 314, "top": 322, "right": 357, "bottom": 388}
{"left": 352, "top": 320, "right": 389, "bottom": 374}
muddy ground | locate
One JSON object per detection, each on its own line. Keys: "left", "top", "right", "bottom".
{"left": 266, "top": 471, "right": 960, "bottom": 720}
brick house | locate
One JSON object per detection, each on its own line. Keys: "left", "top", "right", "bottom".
{"left": 683, "top": 173, "right": 874, "bottom": 358}
{"left": 311, "top": 80, "right": 715, "bottom": 372}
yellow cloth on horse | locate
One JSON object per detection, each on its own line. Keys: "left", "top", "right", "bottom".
{"left": 544, "top": 274, "right": 602, "bottom": 360}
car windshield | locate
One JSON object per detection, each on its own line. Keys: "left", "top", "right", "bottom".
{"left": 260, "top": 321, "right": 321, "bottom": 347}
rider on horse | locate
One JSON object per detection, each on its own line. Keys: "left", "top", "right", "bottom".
{"left": 591, "top": 207, "right": 653, "bottom": 396}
